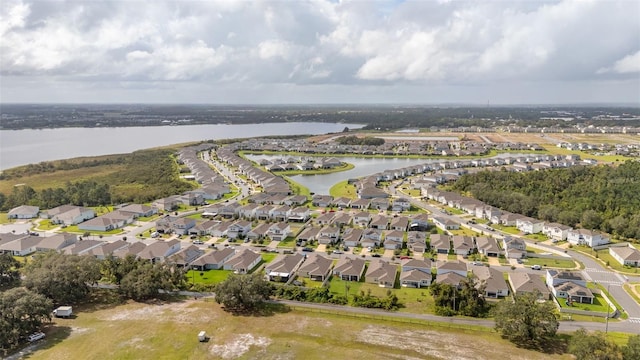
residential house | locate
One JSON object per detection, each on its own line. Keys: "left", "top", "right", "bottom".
{"left": 227, "top": 220, "right": 252, "bottom": 239}
{"left": 246, "top": 223, "right": 272, "bottom": 241}
{"left": 350, "top": 198, "right": 371, "bottom": 210}
{"left": 265, "top": 254, "right": 305, "bottom": 282}
{"left": 389, "top": 216, "right": 409, "bottom": 231}
{"left": 409, "top": 213, "right": 430, "bottom": 231}
{"left": 353, "top": 211, "right": 372, "bottom": 227}
{"left": 369, "top": 198, "right": 389, "bottom": 211}
{"left": 330, "top": 212, "right": 352, "bottom": 228}
{"left": 516, "top": 217, "right": 545, "bottom": 234}
{"left": 400, "top": 258, "right": 433, "bottom": 288}
{"left": 503, "top": 237, "right": 526, "bottom": 259}
{"left": 311, "top": 195, "right": 333, "bottom": 208}
{"left": 508, "top": 272, "right": 551, "bottom": 300}
{"left": 35, "top": 233, "right": 78, "bottom": 252}
{"left": 342, "top": 228, "right": 363, "bottom": 248}
{"left": 61, "top": 240, "right": 104, "bottom": 256}
{"left": 436, "top": 260, "right": 468, "bottom": 277}
{"left": 314, "top": 212, "right": 335, "bottom": 226}
{"left": 167, "top": 245, "right": 204, "bottom": 267}
{"left": 475, "top": 236, "right": 500, "bottom": 257}
{"left": 567, "top": 229, "right": 610, "bottom": 247}
{"left": 152, "top": 196, "right": 181, "bottom": 211}
{"left": 471, "top": 267, "right": 509, "bottom": 298}
{"left": 609, "top": 245, "right": 640, "bottom": 267}
{"left": 435, "top": 272, "right": 467, "bottom": 287}
{"left": 191, "top": 248, "right": 236, "bottom": 270}
{"left": 8, "top": 205, "right": 40, "bottom": 219}
{"left": 118, "top": 204, "right": 157, "bottom": 217}
{"left": 43, "top": 205, "right": 95, "bottom": 225}
{"left": 298, "top": 254, "right": 333, "bottom": 281}
{"left": 383, "top": 230, "right": 404, "bottom": 250}
{"left": 288, "top": 206, "right": 310, "bottom": 222}
{"left": 553, "top": 281, "right": 594, "bottom": 304}
{"left": 369, "top": 215, "right": 389, "bottom": 230}
{"left": 391, "top": 197, "right": 412, "bottom": 212}
{"left": 543, "top": 223, "right": 572, "bottom": 242}
{"left": 365, "top": 259, "right": 398, "bottom": 288}
{"left": 86, "top": 240, "right": 128, "bottom": 260}
{"left": 268, "top": 222, "right": 291, "bottom": 241}
{"left": 317, "top": 226, "right": 340, "bottom": 245}
{"left": 407, "top": 231, "right": 427, "bottom": 253}
{"left": 137, "top": 239, "right": 181, "bottom": 263}
{"left": 223, "top": 249, "right": 262, "bottom": 274}
{"left": 333, "top": 257, "right": 366, "bottom": 281}
{"left": 113, "top": 242, "right": 147, "bottom": 259}
{"left": 0, "top": 235, "right": 42, "bottom": 256}
{"left": 432, "top": 217, "right": 460, "bottom": 231}
{"left": 500, "top": 212, "right": 524, "bottom": 227}
{"left": 190, "top": 219, "right": 221, "bottom": 236}
{"left": 452, "top": 235, "right": 475, "bottom": 255}
{"left": 430, "top": 234, "right": 451, "bottom": 254}
{"left": 361, "top": 229, "right": 383, "bottom": 248}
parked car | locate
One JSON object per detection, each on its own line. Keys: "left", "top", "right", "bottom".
{"left": 302, "top": 247, "right": 314, "bottom": 252}
{"left": 193, "top": 240, "right": 204, "bottom": 245}
{"left": 332, "top": 250, "right": 343, "bottom": 255}
{"left": 371, "top": 253, "right": 381, "bottom": 258}
{"left": 27, "top": 332, "right": 45, "bottom": 342}
{"left": 531, "top": 265, "right": 542, "bottom": 270}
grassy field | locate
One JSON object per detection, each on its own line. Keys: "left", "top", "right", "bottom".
{"left": 523, "top": 257, "right": 577, "bottom": 269}
{"left": 329, "top": 180, "right": 357, "bottom": 199}
{"left": 276, "top": 162, "right": 355, "bottom": 175}
{"left": 21, "top": 298, "right": 574, "bottom": 360}
{"left": 0, "top": 213, "right": 9, "bottom": 224}
{"left": 185, "top": 269, "right": 234, "bottom": 285}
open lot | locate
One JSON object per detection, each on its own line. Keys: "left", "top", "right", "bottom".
{"left": 22, "top": 299, "right": 572, "bottom": 360}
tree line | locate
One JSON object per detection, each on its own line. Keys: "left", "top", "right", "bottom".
{"left": 0, "top": 149, "right": 196, "bottom": 211}
{"left": 451, "top": 162, "right": 640, "bottom": 239}
{"left": 335, "top": 135, "right": 385, "bottom": 146}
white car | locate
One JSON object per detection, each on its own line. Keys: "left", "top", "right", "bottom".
{"left": 27, "top": 332, "right": 45, "bottom": 342}
{"left": 531, "top": 265, "right": 542, "bottom": 270}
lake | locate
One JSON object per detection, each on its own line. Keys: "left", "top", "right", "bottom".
{"left": 0, "top": 122, "right": 362, "bottom": 170}
{"left": 245, "top": 155, "right": 437, "bottom": 195}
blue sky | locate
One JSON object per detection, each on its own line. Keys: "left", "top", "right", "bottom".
{"left": 1, "top": 0, "right": 638, "bottom": 105}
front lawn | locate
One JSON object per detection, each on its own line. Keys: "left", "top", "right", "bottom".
{"left": 523, "top": 257, "right": 576, "bottom": 269}
{"left": 185, "top": 269, "right": 233, "bottom": 285}
{"left": 261, "top": 253, "right": 279, "bottom": 263}
{"left": 525, "top": 233, "right": 549, "bottom": 242}
{"left": 329, "top": 180, "right": 357, "bottom": 199}
{"left": 64, "top": 225, "right": 124, "bottom": 235}
{"left": 492, "top": 225, "right": 520, "bottom": 235}
{"left": 35, "top": 219, "right": 58, "bottom": 230}
{"left": 558, "top": 293, "right": 611, "bottom": 314}
{"left": 276, "top": 237, "right": 297, "bottom": 248}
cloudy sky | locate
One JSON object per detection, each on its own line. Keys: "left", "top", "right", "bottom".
{"left": 1, "top": 0, "right": 639, "bottom": 105}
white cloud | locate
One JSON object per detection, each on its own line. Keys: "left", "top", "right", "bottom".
{"left": 0, "top": 0, "right": 638, "bottom": 103}
{"left": 598, "top": 51, "right": 640, "bottom": 74}
{"left": 257, "top": 39, "right": 291, "bottom": 60}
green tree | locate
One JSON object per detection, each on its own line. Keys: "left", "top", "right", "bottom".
{"left": 0, "top": 253, "right": 21, "bottom": 289}
{"left": 0, "top": 287, "right": 52, "bottom": 354}
{"left": 494, "top": 290, "right": 559, "bottom": 349}
{"left": 214, "top": 273, "right": 273, "bottom": 313}
{"left": 581, "top": 210, "right": 603, "bottom": 230}
{"left": 568, "top": 328, "right": 622, "bottom": 360}
{"left": 623, "top": 335, "right": 640, "bottom": 360}
{"left": 23, "top": 252, "right": 101, "bottom": 304}
{"left": 119, "top": 262, "right": 184, "bottom": 301}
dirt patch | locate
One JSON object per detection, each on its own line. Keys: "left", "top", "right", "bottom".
{"left": 357, "top": 325, "right": 535, "bottom": 360}
{"left": 118, "top": 337, "right": 151, "bottom": 350}
{"left": 209, "top": 333, "right": 271, "bottom": 359}
{"left": 99, "top": 301, "right": 216, "bottom": 323}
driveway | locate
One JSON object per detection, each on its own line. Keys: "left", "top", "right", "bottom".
{"left": 488, "top": 257, "right": 501, "bottom": 266}
{"left": 383, "top": 249, "right": 395, "bottom": 258}
{"left": 316, "top": 244, "right": 327, "bottom": 252}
